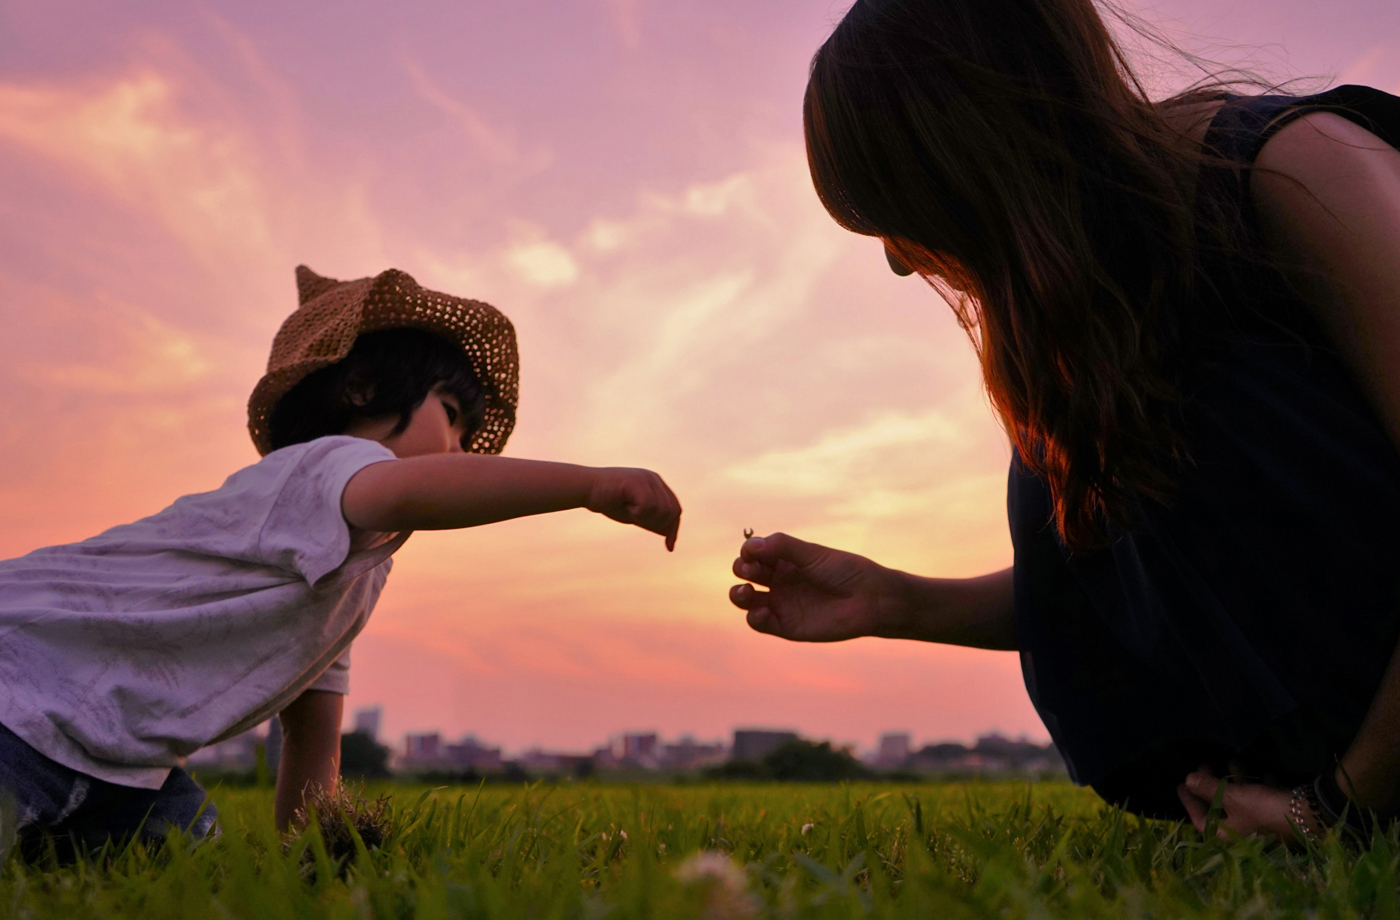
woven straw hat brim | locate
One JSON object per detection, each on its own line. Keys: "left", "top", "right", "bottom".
{"left": 247, "top": 266, "right": 518, "bottom": 456}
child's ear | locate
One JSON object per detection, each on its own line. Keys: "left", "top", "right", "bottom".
{"left": 346, "top": 385, "right": 376, "bottom": 408}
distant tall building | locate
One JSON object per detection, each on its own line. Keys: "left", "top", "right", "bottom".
{"left": 875, "top": 732, "right": 911, "bottom": 768}
{"left": 353, "top": 706, "right": 382, "bottom": 740}
{"left": 622, "top": 732, "right": 658, "bottom": 764}
{"left": 732, "top": 729, "right": 798, "bottom": 762}
{"left": 404, "top": 732, "right": 441, "bottom": 763}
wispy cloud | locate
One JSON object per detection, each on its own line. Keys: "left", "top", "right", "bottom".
{"left": 725, "top": 410, "right": 966, "bottom": 496}
{"left": 401, "top": 57, "right": 554, "bottom": 174}
{"left": 0, "top": 73, "right": 274, "bottom": 270}
{"left": 18, "top": 296, "right": 211, "bottom": 394}
{"left": 603, "top": 0, "right": 646, "bottom": 50}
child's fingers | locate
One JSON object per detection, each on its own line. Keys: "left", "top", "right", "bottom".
{"left": 614, "top": 481, "right": 678, "bottom": 545}
{"left": 635, "top": 474, "right": 681, "bottom": 550}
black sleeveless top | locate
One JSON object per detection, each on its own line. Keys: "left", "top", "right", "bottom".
{"left": 1011, "top": 85, "right": 1400, "bottom": 818}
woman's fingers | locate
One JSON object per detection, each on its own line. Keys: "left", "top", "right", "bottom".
{"left": 740, "top": 532, "right": 827, "bottom": 568}
{"left": 1181, "top": 769, "right": 1249, "bottom": 839}
{"left": 729, "top": 582, "right": 769, "bottom": 609}
{"left": 1184, "top": 769, "right": 1221, "bottom": 804}
{"left": 732, "top": 556, "right": 774, "bottom": 585}
{"left": 745, "top": 606, "right": 779, "bottom": 634}
{"left": 1178, "top": 784, "right": 1210, "bottom": 832}
{"left": 730, "top": 584, "right": 781, "bottom": 634}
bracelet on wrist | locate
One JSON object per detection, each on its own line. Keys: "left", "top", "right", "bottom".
{"left": 1289, "top": 784, "right": 1325, "bottom": 845}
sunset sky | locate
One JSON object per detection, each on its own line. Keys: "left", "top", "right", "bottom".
{"left": 1, "top": 0, "right": 1396, "bottom": 755}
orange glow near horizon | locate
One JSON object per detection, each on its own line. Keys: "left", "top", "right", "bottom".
{"left": 1, "top": 0, "right": 1396, "bottom": 754}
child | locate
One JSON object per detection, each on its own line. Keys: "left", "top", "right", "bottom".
{"left": 0, "top": 266, "right": 682, "bottom": 857}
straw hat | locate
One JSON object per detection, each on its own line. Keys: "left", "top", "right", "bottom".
{"left": 247, "top": 265, "right": 519, "bottom": 456}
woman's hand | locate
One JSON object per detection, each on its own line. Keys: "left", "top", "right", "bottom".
{"left": 1177, "top": 768, "right": 1318, "bottom": 845}
{"left": 585, "top": 468, "right": 683, "bottom": 551}
{"left": 729, "top": 533, "right": 905, "bottom": 642}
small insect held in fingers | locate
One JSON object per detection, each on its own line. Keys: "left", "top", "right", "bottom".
{"left": 743, "top": 528, "right": 755, "bottom": 540}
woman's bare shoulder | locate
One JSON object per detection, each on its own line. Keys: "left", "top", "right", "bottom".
{"left": 1250, "top": 108, "right": 1400, "bottom": 444}
{"left": 1252, "top": 110, "right": 1400, "bottom": 247}
{"left": 1255, "top": 110, "right": 1395, "bottom": 176}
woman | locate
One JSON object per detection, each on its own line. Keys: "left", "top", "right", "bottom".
{"left": 729, "top": 0, "right": 1400, "bottom": 842}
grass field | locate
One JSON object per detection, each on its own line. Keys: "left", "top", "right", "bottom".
{"left": 4, "top": 780, "right": 1399, "bottom": 918}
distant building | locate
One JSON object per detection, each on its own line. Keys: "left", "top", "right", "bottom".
{"left": 873, "top": 732, "right": 911, "bottom": 769}
{"left": 353, "top": 706, "right": 382, "bottom": 740}
{"left": 905, "top": 733, "right": 1066, "bottom": 775}
{"left": 187, "top": 722, "right": 269, "bottom": 770}
{"left": 972, "top": 732, "right": 1065, "bottom": 772}
{"left": 444, "top": 735, "right": 503, "bottom": 771}
{"left": 622, "top": 732, "right": 658, "bottom": 766}
{"left": 404, "top": 732, "right": 442, "bottom": 764}
{"left": 660, "top": 735, "right": 728, "bottom": 771}
{"left": 731, "top": 729, "right": 798, "bottom": 762}
{"left": 518, "top": 747, "right": 593, "bottom": 776}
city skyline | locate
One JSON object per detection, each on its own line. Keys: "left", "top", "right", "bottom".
{"left": 1, "top": 0, "right": 1397, "bottom": 751}
{"left": 191, "top": 702, "right": 1061, "bottom": 778}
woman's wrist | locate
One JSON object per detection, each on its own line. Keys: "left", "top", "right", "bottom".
{"left": 874, "top": 568, "right": 1017, "bottom": 649}
{"left": 1331, "top": 756, "right": 1394, "bottom": 814}
{"left": 869, "top": 566, "right": 919, "bottom": 640}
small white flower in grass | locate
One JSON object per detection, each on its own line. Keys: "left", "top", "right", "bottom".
{"left": 619, "top": 830, "right": 627, "bottom": 840}
{"left": 801, "top": 823, "right": 814, "bottom": 835}
{"left": 675, "top": 851, "right": 759, "bottom": 920}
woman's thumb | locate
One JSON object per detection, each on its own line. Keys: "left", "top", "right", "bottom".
{"left": 744, "top": 532, "right": 825, "bottom": 567}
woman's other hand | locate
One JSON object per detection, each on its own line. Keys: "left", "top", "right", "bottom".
{"left": 729, "top": 533, "right": 905, "bottom": 642}
{"left": 1177, "top": 768, "right": 1316, "bottom": 844}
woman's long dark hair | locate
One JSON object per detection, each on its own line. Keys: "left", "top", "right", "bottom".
{"left": 805, "top": 0, "right": 1257, "bottom": 550}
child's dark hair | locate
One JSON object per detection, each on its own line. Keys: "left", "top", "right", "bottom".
{"left": 268, "top": 328, "right": 489, "bottom": 452}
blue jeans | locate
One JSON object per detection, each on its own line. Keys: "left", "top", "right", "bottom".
{"left": 0, "top": 722, "right": 217, "bottom": 862}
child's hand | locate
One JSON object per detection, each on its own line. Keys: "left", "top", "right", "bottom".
{"left": 585, "top": 468, "right": 682, "bottom": 550}
{"left": 729, "top": 533, "right": 901, "bottom": 641}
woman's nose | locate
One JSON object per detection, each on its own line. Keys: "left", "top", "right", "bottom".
{"left": 885, "top": 245, "right": 915, "bottom": 277}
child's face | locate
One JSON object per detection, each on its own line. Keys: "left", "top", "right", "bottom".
{"left": 347, "top": 386, "right": 471, "bottom": 458}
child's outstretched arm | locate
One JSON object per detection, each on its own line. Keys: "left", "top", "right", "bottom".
{"left": 342, "top": 456, "right": 682, "bottom": 550}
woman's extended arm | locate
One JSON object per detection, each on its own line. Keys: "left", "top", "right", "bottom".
{"left": 1179, "top": 109, "right": 1400, "bottom": 838}
{"left": 341, "top": 455, "right": 682, "bottom": 551}
{"left": 274, "top": 689, "right": 344, "bottom": 831}
{"left": 729, "top": 532, "right": 1016, "bottom": 650}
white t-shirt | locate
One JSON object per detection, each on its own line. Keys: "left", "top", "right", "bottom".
{"left": 0, "top": 436, "right": 405, "bottom": 789}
